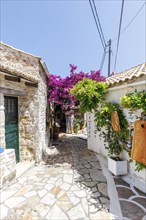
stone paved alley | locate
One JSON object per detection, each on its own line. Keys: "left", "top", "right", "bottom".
{"left": 0, "top": 136, "right": 146, "bottom": 220}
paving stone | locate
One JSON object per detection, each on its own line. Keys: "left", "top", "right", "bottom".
{"left": 37, "top": 189, "right": 47, "bottom": 198}
{"left": 134, "top": 187, "right": 146, "bottom": 197}
{"left": 35, "top": 203, "right": 51, "bottom": 218}
{"left": 132, "top": 197, "right": 146, "bottom": 210}
{"left": 90, "top": 170, "right": 106, "bottom": 182}
{"left": 60, "top": 182, "right": 71, "bottom": 191}
{"left": 116, "top": 186, "right": 135, "bottom": 199}
{"left": 114, "top": 177, "right": 130, "bottom": 187}
{"left": 63, "top": 174, "right": 73, "bottom": 184}
{"left": 0, "top": 204, "right": 8, "bottom": 219}
{"left": 120, "top": 200, "right": 146, "bottom": 220}
{"left": 84, "top": 181, "right": 97, "bottom": 188}
{"left": 84, "top": 174, "right": 90, "bottom": 179}
{"left": 90, "top": 211, "right": 110, "bottom": 220}
{"left": 67, "top": 204, "right": 86, "bottom": 219}
{"left": 89, "top": 198, "right": 99, "bottom": 204}
{"left": 100, "top": 197, "right": 110, "bottom": 209}
{"left": 44, "top": 183, "right": 54, "bottom": 191}
{"left": 51, "top": 187, "right": 61, "bottom": 196}
{"left": 18, "top": 177, "right": 27, "bottom": 184}
{"left": 4, "top": 196, "right": 26, "bottom": 208}
{"left": 81, "top": 198, "right": 89, "bottom": 215}
{"left": 55, "top": 178, "right": 63, "bottom": 187}
{"left": 68, "top": 196, "right": 80, "bottom": 205}
{"left": 46, "top": 204, "right": 68, "bottom": 220}
{"left": 57, "top": 199, "right": 73, "bottom": 212}
{"left": 89, "top": 161, "right": 101, "bottom": 169}
{"left": 98, "top": 183, "right": 108, "bottom": 197}
{"left": 73, "top": 190, "right": 86, "bottom": 198}
{"left": 57, "top": 190, "right": 66, "bottom": 199}
{"left": 0, "top": 190, "right": 17, "bottom": 203}
{"left": 89, "top": 204, "right": 99, "bottom": 213}
{"left": 40, "top": 193, "right": 56, "bottom": 206}
{"left": 91, "top": 191, "right": 101, "bottom": 198}
{"left": 79, "top": 168, "right": 89, "bottom": 174}
{"left": 70, "top": 185, "right": 81, "bottom": 191}
{"left": 27, "top": 196, "right": 40, "bottom": 209}
{"left": 84, "top": 163, "right": 91, "bottom": 169}
{"left": 92, "top": 186, "right": 98, "bottom": 193}
{"left": 24, "top": 191, "right": 37, "bottom": 198}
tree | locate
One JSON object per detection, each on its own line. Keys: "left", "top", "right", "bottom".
{"left": 48, "top": 64, "right": 106, "bottom": 110}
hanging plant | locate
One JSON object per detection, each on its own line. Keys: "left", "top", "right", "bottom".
{"left": 95, "top": 102, "right": 129, "bottom": 157}
{"left": 120, "top": 90, "right": 146, "bottom": 112}
{"left": 120, "top": 90, "right": 146, "bottom": 172}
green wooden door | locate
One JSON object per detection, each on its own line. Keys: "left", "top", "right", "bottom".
{"left": 5, "top": 96, "right": 19, "bottom": 162}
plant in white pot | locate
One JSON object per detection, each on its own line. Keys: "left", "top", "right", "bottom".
{"left": 95, "top": 102, "right": 129, "bottom": 176}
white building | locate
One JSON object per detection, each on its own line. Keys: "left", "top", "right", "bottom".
{"left": 87, "top": 62, "right": 146, "bottom": 192}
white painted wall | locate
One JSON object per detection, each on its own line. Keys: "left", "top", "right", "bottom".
{"left": 87, "top": 77, "right": 146, "bottom": 192}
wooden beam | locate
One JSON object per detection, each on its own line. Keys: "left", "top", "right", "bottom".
{"left": 25, "top": 82, "right": 38, "bottom": 87}
{"left": 5, "top": 75, "right": 21, "bottom": 82}
{"left": 0, "top": 87, "right": 28, "bottom": 96}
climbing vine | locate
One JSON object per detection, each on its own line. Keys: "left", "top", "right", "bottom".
{"left": 120, "top": 90, "right": 146, "bottom": 111}
{"left": 95, "top": 102, "right": 129, "bottom": 157}
{"left": 120, "top": 90, "right": 146, "bottom": 172}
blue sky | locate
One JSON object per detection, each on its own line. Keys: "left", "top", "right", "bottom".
{"left": 1, "top": 0, "right": 146, "bottom": 78}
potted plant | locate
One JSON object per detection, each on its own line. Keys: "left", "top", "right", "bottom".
{"left": 95, "top": 102, "right": 129, "bottom": 176}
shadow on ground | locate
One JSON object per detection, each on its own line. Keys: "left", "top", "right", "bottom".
{"left": 43, "top": 135, "right": 110, "bottom": 211}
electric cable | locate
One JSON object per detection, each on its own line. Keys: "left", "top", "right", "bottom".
{"left": 89, "top": 0, "right": 106, "bottom": 50}
{"left": 112, "top": 2, "right": 146, "bottom": 42}
{"left": 92, "top": 0, "right": 106, "bottom": 47}
{"left": 114, "top": 0, "right": 125, "bottom": 72}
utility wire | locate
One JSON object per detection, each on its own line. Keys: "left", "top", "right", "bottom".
{"left": 114, "top": 0, "right": 125, "bottom": 72}
{"left": 112, "top": 2, "right": 146, "bottom": 42}
{"left": 92, "top": 0, "right": 106, "bottom": 47}
{"left": 89, "top": 0, "right": 106, "bottom": 50}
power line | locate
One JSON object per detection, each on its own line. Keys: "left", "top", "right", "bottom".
{"left": 112, "top": 2, "right": 146, "bottom": 42}
{"left": 92, "top": 0, "right": 106, "bottom": 47}
{"left": 114, "top": 0, "right": 125, "bottom": 72}
{"left": 89, "top": 0, "right": 106, "bottom": 50}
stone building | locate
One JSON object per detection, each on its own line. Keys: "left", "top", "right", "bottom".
{"left": 0, "top": 42, "right": 50, "bottom": 165}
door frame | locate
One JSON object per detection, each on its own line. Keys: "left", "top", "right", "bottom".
{"left": 4, "top": 96, "right": 19, "bottom": 162}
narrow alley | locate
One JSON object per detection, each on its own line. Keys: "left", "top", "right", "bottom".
{"left": 1, "top": 136, "right": 146, "bottom": 220}
{"left": 1, "top": 136, "right": 110, "bottom": 220}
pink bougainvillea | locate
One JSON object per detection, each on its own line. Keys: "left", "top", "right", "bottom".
{"left": 48, "top": 65, "right": 106, "bottom": 109}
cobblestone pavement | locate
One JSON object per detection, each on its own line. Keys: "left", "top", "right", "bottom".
{"left": 0, "top": 136, "right": 110, "bottom": 220}
{"left": 114, "top": 177, "right": 146, "bottom": 220}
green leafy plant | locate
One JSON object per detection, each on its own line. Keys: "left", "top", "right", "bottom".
{"left": 73, "top": 117, "right": 84, "bottom": 133}
{"left": 95, "top": 102, "right": 129, "bottom": 157}
{"left": 135, "top": 161, "right": 146, "bottom": 172}
{"left": 120, "top": 90, "right": 146, "bottom": 111}
{"left": 120, "top": 90, "right": 146, "bottom": 172}
{"left": 70, "top": 78, "right": 108, "bottom": 113}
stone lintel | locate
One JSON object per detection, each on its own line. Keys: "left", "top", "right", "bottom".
{"left": 0, "top": 86, "right": 28, "bottom": 96}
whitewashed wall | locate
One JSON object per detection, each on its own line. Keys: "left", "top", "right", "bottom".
{"left": 87, "top": 77, "right": 146, "bottom": 192}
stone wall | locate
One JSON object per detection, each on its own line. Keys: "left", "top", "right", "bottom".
{"left": 0, "top": 93, "right": 5, "bottom": 148}
{"left": 33, "top": 65, "right": 50, "bottom": 163}
{"left": 0, "top": 43, "right": 49, "bottom": 163}
{"left": 0, "top": 149, "right": 16, "bottom": 188}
